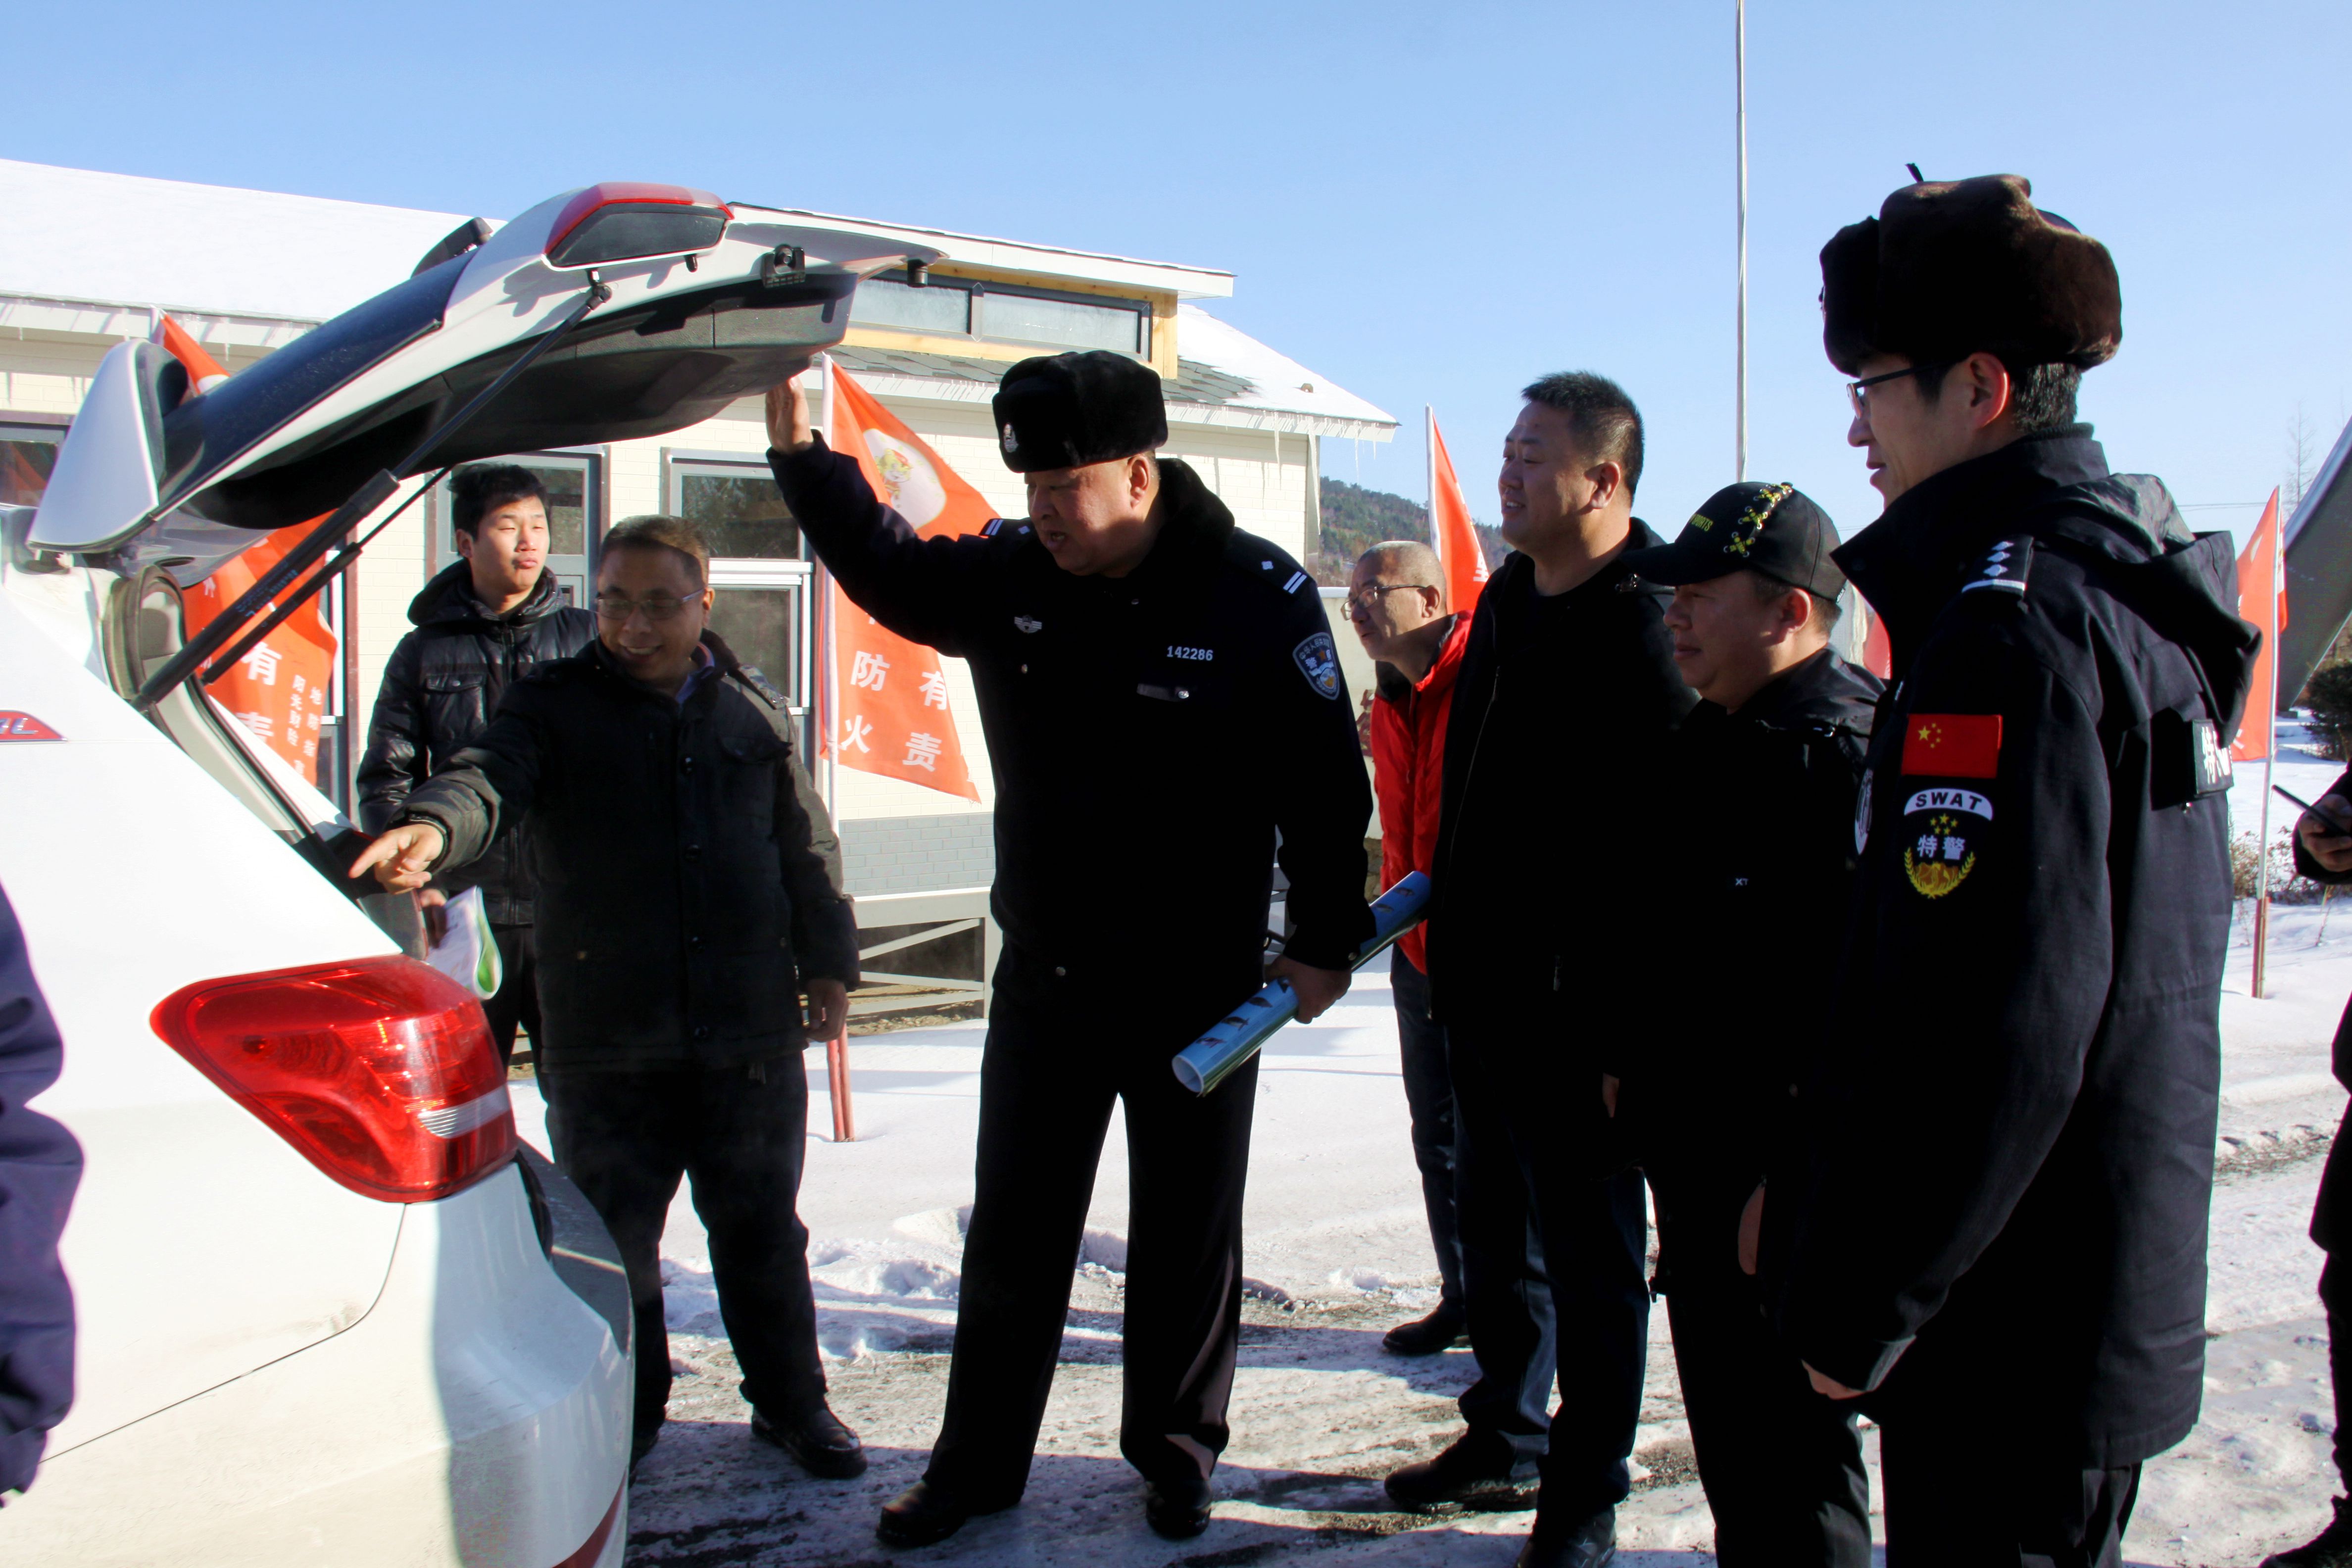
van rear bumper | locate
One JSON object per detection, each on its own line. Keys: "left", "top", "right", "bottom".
{"left": 9, "top": 1162, "right": 632, "bottom": 1567}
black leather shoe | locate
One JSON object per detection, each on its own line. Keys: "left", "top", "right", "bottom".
{"left": 876, "top": 1481, "right": 1019, "bottom": 1548}
{"left": 1144, "top": 1475, "right": 1212, "bottom": 1540}
{"left": 751, "top": 1403, "right": 868, "bottom": 1480}
{"left": 2265, "top": 1498, "right": 2352, "bottom": 1568}
{"left": 1382, "top": 1304, "right": 1468, "bottom": 1356}
{"left": 1512, "top": 1504, "right": 1616, "bottom": 1568}
{"left": 1383, "top": 1433, "right": 1540, "bottom": 1514}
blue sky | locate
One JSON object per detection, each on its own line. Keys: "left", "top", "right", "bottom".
{"left": 8, "top": 0, "right": 2345, "bottom": 545}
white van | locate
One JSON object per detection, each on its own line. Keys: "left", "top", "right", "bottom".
{"left": 0, "top": 184, "right": 924, "bottom": 1566}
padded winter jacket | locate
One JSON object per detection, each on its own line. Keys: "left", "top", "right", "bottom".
{"left": 2290, "top": 769, "right": 2352, "bottom": 1255}
{"left": 1369, "top": 613, "right": 1470, "bottom": 972}
{"left": 1773, "top": 425, "right": 2259, "bottom": 1466}
{"left": 355, "top": 562, "right": 595, "bottom": 924}
{"left": 0, "top": 882, "right": 78, "bottom": 1496}
{"left": 396, "top": 635, "right": 859, "bottom": 1072}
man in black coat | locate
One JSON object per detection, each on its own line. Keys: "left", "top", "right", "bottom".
{"left": 763, "top": 351, "right": 1372, "bottom": 1546}
{"left": 357, "top": 462, "right": 594, "bottom": 1064}
{"left": 1619, "top": 482, "right": 1878, "bottom": 1566}
{"left": 1390, "top": 372, "right": 1695, "bottom": 1568}
{"left": 354, "top": 516, "right": 864, "bottom": 1479}
{"left": 1771, "top": 175, "right": 2260, "bottom": 1567}
{"left": 2260, "top": 789, "right": 2352, "bottom": 1568}
{"left": 0, "top": 882, "right": 78, "bottom": 1501}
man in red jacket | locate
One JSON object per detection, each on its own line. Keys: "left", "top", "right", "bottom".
{"left": 1347, "top": 540, "right": 1482, "bottom": 1355}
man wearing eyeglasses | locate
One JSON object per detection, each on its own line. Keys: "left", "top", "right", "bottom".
{"left": 1769, "top": 176, "right": 2260, "bottom": 1566}
{"left": 766, "top": 350, "right": 1372, "bottom": 1547}
{"left": 352, "top": 515, "right": 867, "bottom": 1485}
{"left": 1345, "top": 540, "right": 1477, "bottom": 1359}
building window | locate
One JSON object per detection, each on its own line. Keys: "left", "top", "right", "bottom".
{"left": 430, "top": 451, "right": 603, "bottom": 606}
{"left": 849, "top": 269, "right": 1150, "bottom": 358}
{"left": 669, "top": 457, "right": 815, "bottom": 755}
{"left": 0, "top": 420, "right": 66, "bottom": 506}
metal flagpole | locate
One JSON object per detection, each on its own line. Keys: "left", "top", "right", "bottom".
{"left": 1735, "top": 0, "right": 1749, "bottom": 482}
{"left": 1425, "top": 405, "right": 1439, "bottom": 564}
{"left": 2254, "top": 501, "right": 2283, "bottom": 998}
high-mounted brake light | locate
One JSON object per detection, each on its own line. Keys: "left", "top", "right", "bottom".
{"left": 544, "top": 182, "right": 731, "bottom": 270}
{"left": 152, "top": 956, "right": 516, "bottom": 1203}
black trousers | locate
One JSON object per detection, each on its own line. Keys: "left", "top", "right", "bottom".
{"left": 483, "top": 922, "right": 542, "bottom": 1070}
{"left": 1449, "top": 1016, "right": 1647, "bottom": 1514}
{"left": 541, "top": 1059, "right": 826, "bottom": 1443}
{"left": 1648, "top": 1161, "right": 1870, "bottom": 1567}
{"left": 925, "top": 962, "right": 1259, "bottom": 1504}
{"left": 2326, "top": 1255, "right": 2352, "bottom": 1491}
{"left": 1879, "top": 1418, "right": 2140, "bottom": 1567}
{"left": 1390, "top": 954, "right": 1464, "bottom": 1310}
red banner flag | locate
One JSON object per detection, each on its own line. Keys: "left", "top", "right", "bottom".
{"left": 157, "top": 314, "right": 340, "bottom": 787}
{"left": 2231, "top": 489, "right": 2284, "bottom": 763}
{"left": 183, "top": 523, "right": 339, "bottom": 785}
{"left": 823, "top": 363, "right": 981, "bottom": 803}
{"left": 1427, "top": 411, "right": 1487, "bottom": 617}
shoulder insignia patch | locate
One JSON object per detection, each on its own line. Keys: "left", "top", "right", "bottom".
{"left": 1014, "top": 615, "right": 1043, "bottom": 634}
{"left": 1960, "top": 534, "right": 2033, "bottom": 597}
{"left": 1283, "top": 569, "right": 1309, "bottom": 594}
{"left": 1293, "top": 632, "right": 1341, "bottom": 700}
{"left": 980, "top": 518, "right": 1003, "bottom": 537}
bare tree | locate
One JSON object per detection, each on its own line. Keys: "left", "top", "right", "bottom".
{"left": 2287, "top": 401, "right": 2319, "bottom": 517}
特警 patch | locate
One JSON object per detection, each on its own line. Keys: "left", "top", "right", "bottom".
{"left": 1293, "top": 633, "right": 1341, "bottom": 700}
{"left": 1900, "top": 785, "right": 1992, "bottom": 899}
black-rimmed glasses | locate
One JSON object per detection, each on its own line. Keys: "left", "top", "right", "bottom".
{"left": 1846, "top": 361, "right": 1955, "bottom": 416}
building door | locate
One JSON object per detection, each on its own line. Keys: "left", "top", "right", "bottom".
{"left": 669, "top": 457, "right": 813, "bottom": 755}
{"left": 430, "top": 450, "right": 603, "bottom": 606}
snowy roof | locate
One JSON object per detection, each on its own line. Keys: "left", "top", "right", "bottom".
{"left": 0, "top": 158, "right": 469, "bottom": 324}
{"left": 0, "top": 158, "right": 1394, "bottom": 439}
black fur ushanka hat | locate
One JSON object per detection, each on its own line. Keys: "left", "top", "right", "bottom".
{"left": 991, "top": 350, "right": 1168, "bottom": 473}
{"left": 1820, "top": 174, "right": 2121, "bottom": 377}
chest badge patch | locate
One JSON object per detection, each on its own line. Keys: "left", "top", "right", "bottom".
{"left": 1293, "top": 632, "right": 1342, "bottom": 700}
{"left": 1014, "top": 616, "right": 1043, "bottom": 634}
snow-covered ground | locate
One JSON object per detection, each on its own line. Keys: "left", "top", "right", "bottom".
{"left": 510, "top": 734, "right": 2352, "bottom": 1567}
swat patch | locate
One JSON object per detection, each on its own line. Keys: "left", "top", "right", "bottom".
{"left": 1901, "top": 803, "right": 1982, "bottom": 899}
{"left": 1293, "top": 632, "right": 1341, "bottom": 700}
{"left": 1901, "top": 786, "right": 1992, "bottom": 821}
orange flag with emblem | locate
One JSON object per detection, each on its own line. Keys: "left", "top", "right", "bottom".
{"left": 823, "top": 363, "right": 981, "bottom": 802}
{"left": 1427, "top": 411, "right": 1486, "bottom": 617}
{"left": 2231, "top": 489, "right": 2285, "bottom": 763}
{"left": 158, "top": 316, "right": 340, "bottom": 787}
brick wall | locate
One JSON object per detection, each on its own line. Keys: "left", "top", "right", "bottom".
{"left": 839, "top": 812, "right": 996, "bottom": 896}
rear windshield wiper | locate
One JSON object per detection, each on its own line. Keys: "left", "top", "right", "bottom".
{"left": 135, "top": 276, "right": 614, "bottom": 713}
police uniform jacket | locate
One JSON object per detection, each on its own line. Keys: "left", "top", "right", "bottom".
{"left": 396, "top": 634, "right": 859, "bottom": 1072}
{"left": 1631, "top": 647, "right": 1879, "bottom": 1188}
{"left": 355, "top": 561, "right": 596, "bottom": 925}
{"left": 770, "top": 438, "right": 1372, "bottom": 997}
{"left": 1772, "top": 426, "right": 2259, "bottom": 1466}
{"left": 2290, "top": 771, "right": 2352, "bottom": 1255}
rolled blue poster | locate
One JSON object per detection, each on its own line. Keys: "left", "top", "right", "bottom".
{"left": 1171, "top": 871, "right": 1431, "bottom": 1096}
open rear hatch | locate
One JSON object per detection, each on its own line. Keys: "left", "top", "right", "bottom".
{"left": 21, "top": 181, "right": 933, "bottom": 894}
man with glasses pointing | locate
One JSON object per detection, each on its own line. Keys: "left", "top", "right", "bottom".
{"left": 354, "top": 514, "right": 867, "bottom": 1483}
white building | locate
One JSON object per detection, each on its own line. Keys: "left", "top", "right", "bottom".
{"left": 0, "top": 160, "right": 1396, "bottom": 918}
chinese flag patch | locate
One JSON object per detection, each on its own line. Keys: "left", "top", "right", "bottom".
{"left": 1902, "top": 713, "right": 2002, "bottom": 779}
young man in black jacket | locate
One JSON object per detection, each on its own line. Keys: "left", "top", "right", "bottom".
{"left": 356, "top": 463, "right": 594, "bottom": 1064}
{"left": 355, "top": 516, "right": 863, "bottom": 1480}
{"left": 1619, "top": 481, "right": 1878, "bottom": 1567}
{"left": 1772, "top": 176, "right": 2260, "bottom": 1567}
{"left": 1392, "top": 372, "right": 1694, "bottom": 1568}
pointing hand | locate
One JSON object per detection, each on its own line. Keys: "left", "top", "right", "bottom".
{"left": 350, "top": 822, "right": 446, "bottom": 893}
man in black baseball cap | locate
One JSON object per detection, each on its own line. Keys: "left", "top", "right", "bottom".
{"left": 765, "top": 349, "right": 1371, "bottom": 1546}
{"left": 1619, "top": 481, "right": 1880, "bottom": 1565}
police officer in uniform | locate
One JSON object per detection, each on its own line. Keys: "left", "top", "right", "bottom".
{"left": 1769, "top": 176, "right": 2260, "bottom": 1566}
{"left": 1620, "top": 481, "right": 1878, "bottom": 1565}
{"left": 764, "top": 352, "right": 1372, "bottom": 1546}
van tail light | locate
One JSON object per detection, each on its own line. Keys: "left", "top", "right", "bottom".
{"left": 152, "top": 957, "right": 516, "bottom": 1203}
{"left": 544, "top": 181, "right": 731, "bottom": 270}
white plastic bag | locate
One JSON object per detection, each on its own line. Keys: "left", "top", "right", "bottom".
{"left": 427, "top": 886, "right": 502, "bottom": 1001}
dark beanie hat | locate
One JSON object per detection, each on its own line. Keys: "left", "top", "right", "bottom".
{"left": 991, "top": 350, "right": 1168, "bottom": 473}
{"left": 1819, "top": 174, "right": 2121, "bottom": 377}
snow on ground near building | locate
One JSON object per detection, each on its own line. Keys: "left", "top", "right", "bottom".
{"left": 508, "top": 737, "right": 2352, "bottom": 1566}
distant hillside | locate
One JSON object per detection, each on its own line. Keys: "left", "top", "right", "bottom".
{"left": 1309, "top": 478, "right": 1507, "bottom": 585}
